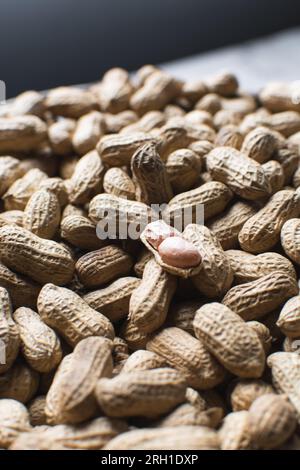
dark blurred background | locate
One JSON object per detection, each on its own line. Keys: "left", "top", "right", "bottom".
{"left": 0, "top": 0, "right": 300, "bottom": 97}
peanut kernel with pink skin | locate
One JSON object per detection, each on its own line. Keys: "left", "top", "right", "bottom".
{"left": 142, "top": 220, "right": 180, "bottom": 249}
{"left": 158, "top": 236, "right": 201, "bottom": 268}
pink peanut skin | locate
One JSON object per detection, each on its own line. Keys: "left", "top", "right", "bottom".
{"left": 158, "top": 236, "right": 202, "bottom": 268}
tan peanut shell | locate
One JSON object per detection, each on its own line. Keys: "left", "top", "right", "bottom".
{"left": 95, "top": 367, "right": 187, "bottom": 418}
{"left": 208, "top": 201, "right": 256, "bottom": 249}
{"left": 46, "top": 86, "right": 97, "bottom": 118}
{"left": 260, "top": 81, "right": 300, "bottom": 113}
{"left": 60, "top": 214, "right": 105, "bottom": 250}
{"left": 121, "top": 110, "right": 165, "bottom": 134}
{"left": 130, "top": 71, "right": 181, "bottom": 114}
{"left": 131, "top": 142, "right": 173, "bottom": 204}
{"left": 168, "top": 300, "right": 203, "bottom": 334}
{"left": 48, "top": 118, "right": 76, "bottom": 156}
{"left": 277, "top": 295, "right": 300, "bottom": 337}
{"left": 28, "top": 396, "right": 47, "bottom": 426}
{"left": 0, "top": 209, "right": 24, "bottom": 227}
{"left": 105, "top": 425, "right": 219, "bottom": 450}
{"left": 157, "top": 403, "right": 222, "bottom": 429}
{"left": 267, "top": 352, "right": 300, "bottom": 421}
{"left": 222, "top": 271, "right": 298, "bottom": 321}
{"left": 0, "top": 287, "right": 20, "bottom": 374}
{"left": 83, "top": 276, "right": 141, "bottom": 322}
{"left": 230, "top": 379, "right": 274, "bottom": 411}
{"left": 186, "top": 224, "right": 233, "bottom": 297}
{"left": 166, "top": 148, "right": 202, "bottom": 193}
{"left": 0, "top": 156, "right": 23, "bottom": 197}
{"left": 37, "top": 283, "right": 114, "bottom": 347}
{"left": 241, "top": 126, "right": 277, "bottom": 163}
{"left": 67, "top": 150, "right": 105, "bottom": 204}
{"left": 215, "top": 124, "right": 243, "bottom": 149}
{"left": 103, "top": 167, "right": 135, "bottom": 200}
{"left": 0, "top": 399, "right": 31, "bottom": 448}
{"left": 9, "top": 90, "right": 45, "bottom": 117}
{"left": 262, "top": 160, "right": 285, "bottom": 193}
{"left": 0, "top": 261, "right": 40, "bottom": 309}
{"left": 249, "top": 394, "right": 297, "bottom": 449}
{"left": 147, "top": 327, "right": 226, "bottom": 389}
{"left": 193, "top": 303, "right": 265, "bottom": 378}
{"left": 206, "top": 146, "right": 271, "bottom": 200}
{"left": 0, "top": 115, "right": 47, "bottom": 153}
{"left": 0, "top": 225, "right": 75, "bottom": 285}
{"left": 247, "top": 321, "right": 272, "bottom": 354}
{"left": 129, "top": 258, "right": 177, "bottom": 334}
{"left": 166, "top": 181, "right": 233, "bottom": 223}
{"left": 219, "top": 411, "right": 253, "bottom": 450}
{"left": 13, "top": 307, "right": 62, "bottom": 373}
{"left": 120, "top": 319, "right": 149, "bottom": 351}
{"left": 76, "top": 245, "right": 133, "bottom": 288}
{"left": 104, "top": 110, "right": 138, "bottom": 133}
{"left": 23, "top": 189, "right": 61, "bottom": 239}
{"left": 72, "top": 110, "right": 105, "bottom": 155}
{"left": 239, "top": 189, "right": 300, "bottom": 252}
{"left": 98, "top": 132, "right": 155, "bottom": 167}
{"left": 0, "top": 361, "right": 39, "bottom": 403}
{"left": 10, "top": 417, "right": 127, "bottom": 450}
{"left": 281, "top": 218, "right": 300, "bottom": 264}
{"left": 155, "top": 121, "right": 189, "bottom": 160}
{"left": 3, "top": 168, "right": 47, "bottom": 210}
{"left": 97, "top": 68, "right": 133, "bottom": 113}
{"left": 46, "top": 337, "right": 113, "bottom": 424}
{"left": 121, "top": 350, "right": 167, "bottom": 373}
{"left": 38, "top": 177, "right": 68, "bottom": 207}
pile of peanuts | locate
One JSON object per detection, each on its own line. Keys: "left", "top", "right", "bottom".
{"left": 0, "top": 66, "right": 300, "bottom": 450}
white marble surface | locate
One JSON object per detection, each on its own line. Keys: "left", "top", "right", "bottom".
{"left": 160, "top": 28, "right": 300, "bottom": 93}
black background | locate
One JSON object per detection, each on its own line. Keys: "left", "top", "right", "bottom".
{"left": 0, "top": 0, "right": 300, "bottom": 97}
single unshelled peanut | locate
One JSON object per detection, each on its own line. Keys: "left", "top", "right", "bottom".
{"left": 147, "top": 327, "right": 226, "bottom": 389}
{"left": 60, "top": 215, "right": 105, "bottom": 251}
{"left": 262, "top": 160, "right": 285, "bottom": 193}
{"left": 131, "top": 142, "right": 173, "bottom": 204}
{"left": 0, "top": 261, "right": 40, "bottom": 309}
{"left": 0, "top": 209, "right": 24, "bottom": 227}
{"left": 67, "top": 150, "right": 105, "bottom": 205}
{"left": 121, "top": 350, "right": 167, "bottom": 373}
{"left": 130, "top": 71, "right": 181, "bottom": 114}
{"left": 95, "top": 367, "right": 187, "bottom": 418}
{"left": 120, "top": 319, "right": 150, "bottom": 351}
{"left": 96, "top": 68, "right": 133, "bottom": 113}
{"left": 219, "top": 411, "right": 253, "bottom": 450}
{"left": 275, "top": 142, "right": 299, "bottom": 184}
{"left": 37, "top": 283, "right": 114, "bottom": 347}
{"left": 249, "top": 394, "right": 297, "bottom": 449}
{"left": 10, "top": 417, "right": 127, "bottom": 450}
{"left": 241, "top": 126, "right": 278, "bottom": 163}
{"left": 38, "top": 177, "right": 68, "bottom": 207}
{"left": 83, "top": 276, "right": 141, "bottom": 322}
{"left": 13, "top": 307, "right": 62, "bottom": 373}
{"left": 166, "top": 181, "right": 233, "bottom": 223}
{"left": 0, "top": 225, "right": 75, "bottom": 285}
{"left": 98, "top": 132, "right": 155, "bottom": 167}
{"left": 128, "top": 258, "right": 177, "bottom": 334}
{"left": 260, "top": 81, "right": 300, "bottom": 113}
{"left": 186, "top": 224, "right": 233, "bottom": 297}
{"left": 104, "top": 425, "right": 219, "bottom": 450}
{"left": 103, "top": 167, "right": 135, "bottom": 200}
{"left": 23, "top": 189, "right": 61, "bottom": 239}
{"left": 0, "top": 361, "right": 39, "bottom": 403}
{"left": 239, "top": 189, "right": 300, "bottom": 252}
{"left": 9, "top": 90, "right": 45, "bottom": 117}
{"left": 48, "top": 118, "right": 76, "bottom": 156}
{"left": 193, "top": 303, "right": 265, "bottom": 378}
{"left": 281, "top": 218, "right": 300, "bottom": 265}
{"left": 3, "top": 168, "right": 47, "bottom": 210}
{"left": 207, "top": 201, "right": 256, "bottom": 249}
{"left": 104, "top": 110, "right": 138, "bottom": 133}
{"left": 247, "top": 321, "right": 272, "bottom": 354}
{"left": 226, "top": 250, "right": 296, "bottom": 283}
{"left": 267, "top": 352, "right": 300, "bottom": 421}
{"left": 206, "top": 146, "right": 271, "bottom": 200}
{"left": 277, "top": 295, "right": 300, "bottom": 338}
{"left": 166, "top": 148, "right": 201, "bottom": 193}
{"left": 215, "top": 124, "right": 243, "bottom": 149}
{"left": 46, "top": 86, "right": 97, "bottom": 118}
{"left": 155, "top": 121, "right": 189, "bottom": 160}
{"left": 230, "top": 379, "right": 274, "bottom": 412}
{"left": 0, "top": 287, "right": 20, "bottom": 374}
{"left": 167, "top": 300, "right": 203, "bottom": 334}
{"left": 72, "top": 111, "right": 105, "bottom": 155}
{"left": 222, "top": 271, "right": 298, "bottom": 321}
{"left": 121, "top": 110, "right": 165, "bottom": 134}
{"left": 76, "top": 245, "right": 133, "bottom": 288}
{"left": 0, "top": 399, "right": 31, "bottom": 449}
{"left": 0, "top": 115, "right": 47, "bottom": 153}
{"left": 45, "top": 337, "right": 113, "bottom": 424}
{"left": 0, "top": 156, "right": 23, "bottom": 197}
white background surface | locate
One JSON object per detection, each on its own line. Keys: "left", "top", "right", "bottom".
{"left": 160, "top": 28, "right": 300, "bottom": 93}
